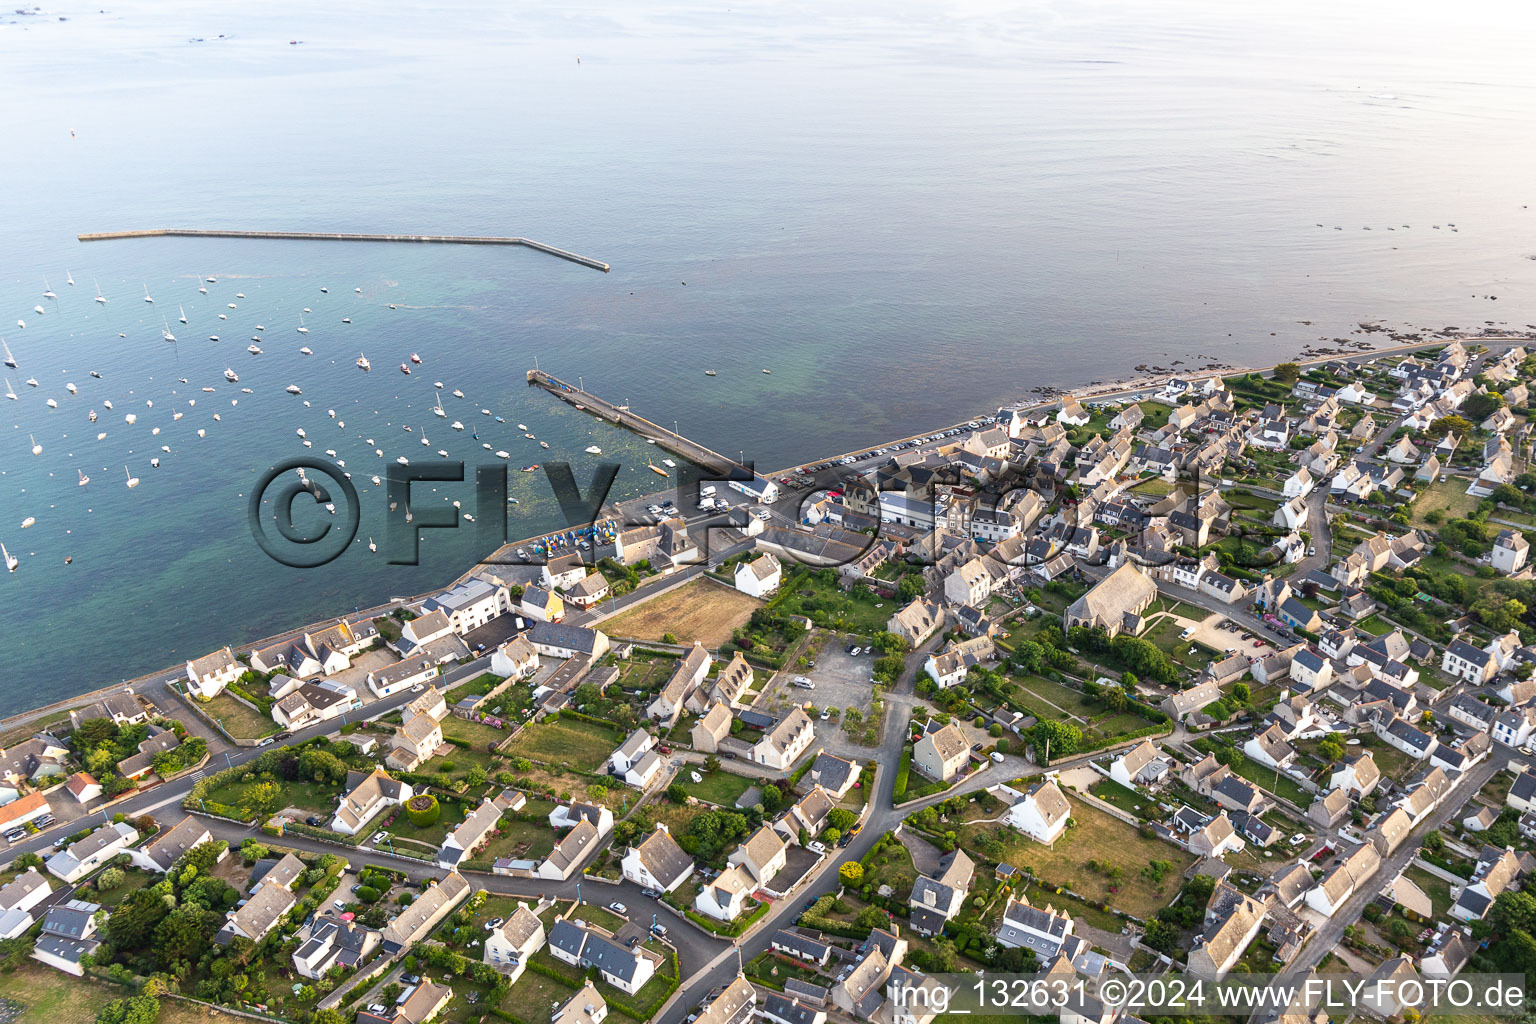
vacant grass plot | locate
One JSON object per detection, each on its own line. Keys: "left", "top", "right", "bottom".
{"left": 961, "top": 796, "right": 1195, "bottom": 919}
{"left": 198, "top": 692, "right": 281, "bottom": 739}
{"left": 505, "top": 717, "right": 623, "bottom": 770}
{"left": 601, "top": 578, "right": 762, "bottom": 646}
{"left": 680, "top": 769, "right": 757, "bottom": 807}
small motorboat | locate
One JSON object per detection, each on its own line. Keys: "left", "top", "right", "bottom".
{"left": 400, "top": 363, "right": 411, "bottom": 374}
{"left": 286, "top": 384, "right": 303, "bottom": 395}
{"left": 411, "top": 353, "right": 422, "bottom": 364}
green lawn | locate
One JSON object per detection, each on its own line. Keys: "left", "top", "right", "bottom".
{"left": 680, "top": 769, "right": 756, "bottom": 808}
{"left": 1089, "top": 778, "right": 1152, "bottom": 817}
{"left": 505, "top": 717, "right": 624, "bottom": 770}
{"left": 198, "top": 692, "right": 281, "bottom": 739}
{"left": 776, "top": 571, "right": 897, "bottom": 634}
{"left": 479, "top": 818, "right": 556, "bottom": 862}
{"left": 960, "top": 796, "right": 1194, "bottom": 920}
{"left": 201, "top": 775, "right": 344, "bottom": 821}
{"left": 1403, "top": 865, "right": 1454, "bottom": 919}
{"left": 1220, "top": 749, "right": 1310, "bottom": 806}
{"left": 84, "top": 866, "right": 154, "bottom": 906}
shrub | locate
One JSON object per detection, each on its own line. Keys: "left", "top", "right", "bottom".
{"left": 405, "top": 794, "right": 441, "bottom": 826}
{"left": 357, "top": 885, "right": 381, "bottom": 903}
{"left": 840, "top": 862, "right": 864, "bottom": 886}
{"left": 95, "top": 867, "right": 125, "bottom": 890}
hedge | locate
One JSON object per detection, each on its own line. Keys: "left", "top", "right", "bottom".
{"left": 603, "top": 948, "right": 681, "bottom": 1021}
{"left": 684, "top": 899, "right": 770, "bottom": 938}
{"left": 893, "top": 748, "right": 911, "bottom": 800}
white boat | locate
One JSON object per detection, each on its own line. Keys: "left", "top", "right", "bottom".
{"left": 321, "top": 287, "right": 329, "bottom": 293}
{"left": 3, "top": 379, "right": 15, "bottom": 401}
{"left": 451, "top": 420, "right": 464, "bottom": 431}
{"left": 248, "top": 344, "right": 262, "bottom": 354}
{"left": 65, "top": 383, "right": 77, "bottom": 394}
{"left": 29, "top": 434, "right": 41, "bottom": 455}
{"left": 355, "top": 286, "right": 362, "bottom": 293}
{"left": 227, "top": 302, "right": 237, "bottom": 309}
{"left": 178, "top": 305, "right": 187, "bottom": 324}
{"left": 224, "top": 368, "right": 239, "bottom": 382}
{"left": 88, "top": 409, "right": 97, "bottom": 421}
{"left": 410, "top": 353, "right": 422, "bottom": 364}
{"left": 124, "top": 413, "right": 136, "bottom": 424}
{"left": 341, "top": 317, "right": 351, "bottom": 324}
{"left": 20, "top": 517, "right": 34, "bottom": 529}
{"left": 197, "top": 428, "right": 206, "bottom": 438}
{"left": 325, "top": 448, "right": 336, "bottom": 457}
{"left": 434, "top": 381, "right": 444, "bottom": 389}
{"left": 357, "top": 353, "right": 371, "bottom": 370}
{"left": 368, "top": 538, "right": 376, "bottom": 552}
{"left": 255, "top": 325, "right": 265, "bottom": 332}
{"left": 480, "top": 408, "right": 491, "bottom": 415}
{"left": 517, "top": 422, "right": 528, "bottom": 430}
{"left": 16, "top": 320, "right": 24, "bottom": 329}
{"left": 42, "top": 278, "right": 56, "bottom": 299}
{"left": 2, "top": 543, "right": 15, "bottom": 572}
{"left": 495, "top": 450, "right": 510, "bottom": 459}
{"left": 236, "top": 292, "right": 245, "bottom": 299}
{"left": 209, "top": 335, "right": 219, "bottom": 341}
{"left": 400, "top": 363, "right": 411, "bottom": 374}
{"left": 90, "top": 370, "right": 101, "bottom": 378}
{"left": 662, "top": 458, "right": 676, "bottom": 468}
{"left": 452, "top": 389, "right": 464, "bottom": 398}
{"left": 396, "top": 456, "right": 409, "bottom": 466}
{"left": 302, "top": 439, "right": 312, "bottom": 447}
{"left": 286, "top": 384, "right": 302, "bottom": 395}
{"left": 97, "top": 431, "right": 106, "bottom": 440}
{"left": 25, "top": 378, "right": 37, "bottom": 387}
{"left": 539, "top": 441, "right": 549, "bottom": 449}
{"left": 585, "top": 445, "right": 603, "bottom": 454}
{"left": 143, "top": 283, "right": 154, "bottom": 303}
{"left": 94, "top": 280, "right": 107, "bottom": 304}
{"left": 433, "top": 396, "right": 447, "bottom": 418}
{"left": 162, "top": 318, "right": 176, "bottom": 342}
{"left": 299, "top": 347, "right": 312, "bottom": 355}
{"left": 297, "top": 314, "right": 308, "bottom": 335}
{"left": 437, "top": 449, "right": 448, "bottom": 457}
{"left": 296, "top": 428, "right": 307, "bottom": 438}
{"left": 66, "top": 271, "right": 74, "bottom": 286}
{"left": 103, "top": 399, "right": 113, "bottom": 409}
{"left": 198, "top": 276, "right": 207, "bottom": 294}
{"left": 1, "top": 340, "right": 13, "bottom": 367}
{"left": 33, "top": 305, "right": 44, "bottom": 316}
{"left": 218, "top": 314, "right": 227, "bottom": 320}
{"left": 207, "top": 276, "right": 217, "bottom": 283}
{"left": 125, "top": 466, "right": 139, "bottom": 488}
{"left": 45, "top": 398, "right": 57, "bottom": 409}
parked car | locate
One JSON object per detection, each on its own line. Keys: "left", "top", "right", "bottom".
{"left": 607, "top": 902, "right": 628, "bottom": 916}
{"left": 306, "top": 816, "right": 324, "bottom": 827}
{"left": 640, "top": 888, "right": 660, "bottom": 899}
{"left": 372, "top": 831, "right": 389, "bottom": 844}
{"left": 651, "top": 924, "right": 668, "bottom": 937}
{"left": 807, "top": 841, "right": 826, "bottom": 854}
{"left": 401, "top": 975, "right": 421, "bottom": 986}
{"left": 990, "top": 751, "right": 1006, "bottom": 763}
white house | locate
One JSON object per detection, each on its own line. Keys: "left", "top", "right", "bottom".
{"left": 994, "top": 895, "right": 1075, "bottom": 957}
{"left": 483, "top": 903, "right": 546, "bottom": 979}
{"left": 1491, "top": 530, "right": 1530, "bottom": 575}
{"left": 0, "top": 869, "right": 51, "bottom": 940}
{"left": 727, "top": 825, "right": 788, "bottom": 889}
{"left": 490, "top": 635, "right": 541, "bottom": 680}
{"left": 330, "top": 769, "right": 412, "bottom": 835}
{"left": 439, "top": 798, "right": 502, "bottom": 869}
{"left": 735, "top": 553, "right": 782, "bottom": 599}
{"left": 609, "top": 730, "right": 664, "bottom": 789}
{"left": 1281, "top": 468, "right": 1314, "bottom": 499}
{"left": 366, "top": 653, "right": 439, "bottom": 699}
{"left": 46, "top": 822, "right": 138, "bottom": 883}
{"left": 621, "top": 825, "right": 696, "bottom": 893}
{"left": 1108, "top": 739, "right": 1161, "bottom": 789}
{"left": 547, "top": 919, "right": 660, "bottom": 995}
{"left": 1442, "top": 640, "right": 1499, "bottom": 685}
{"left": 752, "top": 708, "right": 815, "bottom": 770}
{"left": 543, "top": 553, "right": 588, "bottom": 592}
{"left": 992, "top": 779, "right": 1071, "bottom": 846}
{"left": 695, "top": 864, "right": 755, "bottom": 922}
{"left": 186, "top": 647, "right": 240, "bottom": 699}
{"left": 31, "top": 899, "right": 101, "bottom": 976}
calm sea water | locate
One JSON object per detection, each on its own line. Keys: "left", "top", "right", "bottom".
{"left": 1, "top": 0, "right": 1534, "bottom": 711}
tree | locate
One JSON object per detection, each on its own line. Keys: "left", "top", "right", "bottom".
{"left": 704, "top": 754, "right": 722, "bottom": 773}
{"left": 405, "top": 794, "right": 440, "bottom": 826}
{"left": 107, "top": 888, "right": 171, "bottom": 948}
{"left": 1427, "top": 414, "right": 1473, "bottom": 438}
{"left": 153, "top": 906, "right": 213, "bottom": 967}
{"left": 872, "top": 631, "right": 910, "bottom": 655}
{"left": 357, "top": 885, "right": 381, "bottom": 903}
{"left": 1031, "top": 720, "right": 1082, "bottom": 763}
{"left": 1318, "top": 735, "right": 1345, "bottom": 763}
{"left": 761, "top": 784, "right": 783, "bottom": 814}
{"left": 897, "top": 575, "right": 925, "bottom": 602}
{"left": 96, "top": 995, "right": 161, "bottom": 1024}
{"left": 1272, "top": 363, "right": 1301, "bottom": 384}
{"left": 873, "top": 655, "right": 905, "bottom": 684}
{"left": 840, "top": 862, "right": 864, "bottom": 886}
{"left": 667, "top": 783, "right": 689, "bottom": 805}
{"left": 1463, "top": 391, "right": 1505, "bottom": 421}
{"left": 240, "top": 838, "right": 270, "bottom": 863}
{"left": 822, "top": 828, "right": 841, "bottom": 845}
{"left": 586, "top": 783, "right": 607, "bottom": 802}
{"left": 465, "top": 766, "right": 487, "bottom": 788}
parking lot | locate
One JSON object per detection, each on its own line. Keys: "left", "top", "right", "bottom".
{"left": 753, "top": 640, "right": 879, "bottom": 748}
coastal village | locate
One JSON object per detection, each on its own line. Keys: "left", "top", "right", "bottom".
{"left": 4, "top": 339, "right": 1536, "bottom": 1024}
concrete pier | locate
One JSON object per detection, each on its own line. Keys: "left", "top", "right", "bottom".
{"left": 527, "top": 369, "right": 743, "bottom": 478}
{"left": 77, "top": 229, "right": 610, "bottom": 272}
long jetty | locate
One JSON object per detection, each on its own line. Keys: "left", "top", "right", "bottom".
{"left": 77, "top": 229, "right": 610, "bottom": 272}
{"left": 527, "top": 369, "right": 744, "bottom": 478}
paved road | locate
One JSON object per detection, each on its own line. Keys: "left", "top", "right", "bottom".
{"left": 0, "top": 655, "right": 496, "bottom": 866}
